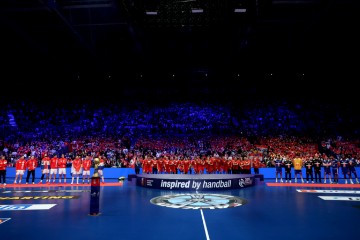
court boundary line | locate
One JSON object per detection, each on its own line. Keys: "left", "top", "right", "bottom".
{"left": 1, "top": 182, "right": 123, "bottom": 188}
{"left": 266, "top": 183, "right": 360, "bottom": 188}
{"left": 200, "top": 209, "right": 210, "bottom": 240}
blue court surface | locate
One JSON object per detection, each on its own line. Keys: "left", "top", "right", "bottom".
{"left": 1, "top": 178, "right": 359, "bottom": 240}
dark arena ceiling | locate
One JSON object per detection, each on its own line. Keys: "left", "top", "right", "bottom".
{"left": 1, "top": 0, "right": 359, "bottom": 98}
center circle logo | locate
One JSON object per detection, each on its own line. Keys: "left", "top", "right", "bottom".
{"left": 150, "top": 194, "right": 247, "bottom": 210}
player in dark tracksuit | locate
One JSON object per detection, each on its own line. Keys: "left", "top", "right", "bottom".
{"left": 283, "top": 158, "right": 292, "bottom": 183}
{"left": 348, "top": 157, "right": 359, "bottom": 184}
{"left": 313, "top": 156, "right": 323, "bottom": 183}
{"left": 322, "top": 156, "right": 332, "bottom": 184}
{"left": 304, "top": 158, "right": 314, "bottom": 183}
{"left": 273, "top": 156, "right": 283, "bottom": 183}
{"left": 331, "top": 157, "right": 339, "bottom": 184}
{"left": 339, "top": 156, "right": 350, "bottom": 184}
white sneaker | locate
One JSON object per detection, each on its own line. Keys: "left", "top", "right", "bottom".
{"left": 345, "top": 180, "right": 348, "bottom": 184}
{"left": 324, "top": 180, "right": 326, "bottom": 183}
{"left": 280, "top": 179, "right": 283, "bottom": 183}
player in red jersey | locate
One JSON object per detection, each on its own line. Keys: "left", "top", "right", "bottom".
{"left": 82, "top": 155, "right": 92, "bottom": 184}
{"left": 242, "top": 157, "right": 252, "bottom": 174}
{"left": 183, "top": 157, "right": 191, "bottom": 174}
{"left": 71, "top": 155, "right": 82, "bottom": 184}
{"left": 14, "top": 155, "right": 27, "bottom": 184}
{"left": 39, "top": 153, "right": 50, "bottom": 183}
{"left": 58, "top": 154, "right": 68, "bottom": 183}
{"left": 25, "top": 155, "right": 38, "bottom": 184}
{"left": 0, "top": 155, "right": 8, "bottom": 186}
{"left": 252, "top": 157, "right": 261, "bottom": 174}
{"left": 49, "top": 154, "right": 59, "bottom": 183}
{"left": 163, "top": 156, "right": 171, "bottom": 174}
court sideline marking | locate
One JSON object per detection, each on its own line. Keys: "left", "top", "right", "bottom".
{"left": 200, "top": 209, "right": 210, "bottom": 240}
{"left": 296, "top": 189, "right": 360, "bottom": 194}
{"left": 266, "top": 182, "right": 360, "bottom": 188}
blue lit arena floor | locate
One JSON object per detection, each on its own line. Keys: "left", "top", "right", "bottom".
{"left": 1, "top": 178, "right": 359, "bottom": 240}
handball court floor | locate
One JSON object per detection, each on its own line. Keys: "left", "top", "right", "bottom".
{"left": 1, "top": 176, "right": 360, "bottom": 240}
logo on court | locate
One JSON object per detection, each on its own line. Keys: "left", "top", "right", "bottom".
{"left": 150, "top": 194, "right": 247, "bottom": 210}
{"left": 1, "top": 190, "right": 90, "bottom": 194}
{"left": 0, "top": 195, "right": 80, "bottom": 201}
{"left": 0, "top": 204, "right": 56, "bottom": 211}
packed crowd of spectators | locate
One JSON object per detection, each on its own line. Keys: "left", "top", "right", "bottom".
{"left": 0, "top": 95, "right": 359, "bottom": 168}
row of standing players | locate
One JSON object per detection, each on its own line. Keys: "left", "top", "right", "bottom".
{"left": 0, "top": 154, "right": 106, "bottom": 186}
{"left": 137, "top": 155, "right": 263, "bottom": 175}
{"left": 273, "top": 155, "right": 359, "bottom": 184}
{"left": 2, "top": 153, "right": 359, "bottom": 185}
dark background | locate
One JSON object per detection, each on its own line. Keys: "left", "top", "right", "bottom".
{"left": 1, "top": 0, "right": 359, "bottom": 101}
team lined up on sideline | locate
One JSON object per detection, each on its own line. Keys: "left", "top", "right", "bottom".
{"left": 272, "top": 153, "right": 359, "bottom": 184}
{"left": 0, "top": 154, "right": 106, "bottom": 186}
